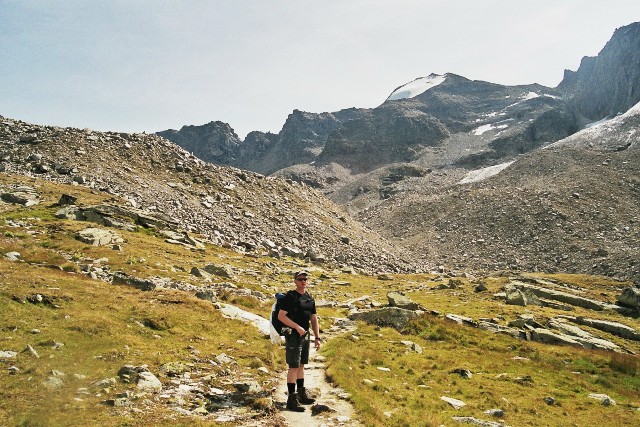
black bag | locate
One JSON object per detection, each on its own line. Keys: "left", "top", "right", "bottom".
{"left": 270, "top": 292, "right": 287, "bottom": 336}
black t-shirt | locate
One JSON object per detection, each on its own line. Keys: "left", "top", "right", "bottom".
{"left": 280, "top": 290, "right": 316, "bottom": 330}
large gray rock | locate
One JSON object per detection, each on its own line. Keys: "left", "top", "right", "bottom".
{"left": 617, "top": 286, "right": 640, "bottom": 309}
{"left": 215, "top": 302, "right": 271, "bottom": 336}
{"left": 560, "top": 315, "right": 640, "bottom": 341}
{"left": 76, "top": 227, "right": 124, "bottom": 246}
{"left": 387, "top": 291, "right": 421, "bottom": 310}
{"left": 509, "top": 281, "right": 618, "bottom": 311}
{"left": 505, "top": 284, "right": 541, "bottom": 306}
{"left": 530, "top": 329, "right": 581, "bottom": 347}
{"left": 349, "top": 307, "right": 420, "bottom": 330}
{"left": 111, "top": 271, "right": 157, "bottom": 291}
{"left": 1, "top": 186, "right": 40, "bottom": 206}
{"left": 203, "top": 264, "right": 235, "bottom": 279}
{"left": 137, "top": 371, "right": 162, "bottom": 392}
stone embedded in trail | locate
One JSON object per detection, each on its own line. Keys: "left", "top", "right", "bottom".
{"left": 233, "top": 380, "right": 262, "bottom": 394}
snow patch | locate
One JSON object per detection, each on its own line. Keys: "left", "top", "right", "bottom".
{"left": 621, "top": 100, "right": 640, "bottom": 118}
{"left": 522, "top": 91, "right": 539, "bottom": 100}
{"left": 458, "top": 161, "right": 515, "bottom": 184}
{"left": 387, "top": 74, "right": 446, "bottom": 101}
{"left": 471, "top": 120, "right": 511, "bottom": 136}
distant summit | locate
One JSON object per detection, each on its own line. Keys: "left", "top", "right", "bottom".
{"left": 152, "top": 21, "right": 640, "bottom": 280}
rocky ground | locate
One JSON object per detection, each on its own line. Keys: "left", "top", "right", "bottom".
{"left": 0, "top": 115, "right": 417, "bottom": 275}
{"left": 359, "top": 111, "right": 640, "bottom": 282}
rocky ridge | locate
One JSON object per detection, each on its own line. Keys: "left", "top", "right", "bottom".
{"left": 360, "top": 111, "right": 640, "bottom": 281}
{"left": 0, "top": 116, "right": 417, "bottom": 274}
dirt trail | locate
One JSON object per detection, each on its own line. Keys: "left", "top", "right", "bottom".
{"left": 274, "top": 324, "right": 364, "bottom": 426}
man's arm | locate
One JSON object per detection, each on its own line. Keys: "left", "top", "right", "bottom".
{"left": 278, "top": 309, "right": 306, "bottom": 336}
{"left": 310, "top": 314, "right": 321, "bottom": 349}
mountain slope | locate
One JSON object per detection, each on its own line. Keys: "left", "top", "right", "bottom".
{"left": 360, "top": 103, "right": 640, "bottom": 281}
{"left": 557, "top": 21, "right": 640, "bottom": 122}
{"left": 0, "top": 116, "right": 416, "bottom": 274}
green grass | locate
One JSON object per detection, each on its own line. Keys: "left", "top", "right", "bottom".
{"left": 1, "top": 173, "right": 639, "bottom": 426}
{"left": 322, "top": 319, "right": 640, "bottom": 427}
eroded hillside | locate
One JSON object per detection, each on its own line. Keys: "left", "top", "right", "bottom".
{"left": 0, "top": 115, "right": 416, "bottom": 274}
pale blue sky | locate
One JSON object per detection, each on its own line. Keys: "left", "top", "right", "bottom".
{"left": 1, "top": 1, "right": 639, "bottom": 138}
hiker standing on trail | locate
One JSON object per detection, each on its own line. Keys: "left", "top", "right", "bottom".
{"left": 277, "top": 270, "right": 321, "bottom": 412}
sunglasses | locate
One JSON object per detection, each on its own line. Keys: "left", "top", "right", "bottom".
{"left": 295, "top": 277, "right": 308, "bottom": 281}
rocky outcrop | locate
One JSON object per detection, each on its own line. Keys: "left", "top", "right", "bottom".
{"left": 76, "top": 227, "right": 124, "bottom": 246}
{"left": 318, "top": 104, "right": 450, "bottom": 173}
{"left": 617, "top": 286, "right": 640, "bottom": 310}
{"left": 1, "top": 185, "right": 41, "bottom": 206}
{"left": 349, "top": 307, "right": 421, "bottom": 330}
{"left": 558, "top": 22, "right": 640, "bottom": 122}
{"left": 0, "top": 115, "right": 416, "bottom": 274}
{"left": 157, "top": 121, "right": 241, "bottom": 165}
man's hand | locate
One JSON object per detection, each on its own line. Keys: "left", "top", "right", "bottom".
{"left": 314, "top": 337, "right": 321, "bottom": 350}
{"left": 296, "top": 325, "right": 306, "bottom": 336}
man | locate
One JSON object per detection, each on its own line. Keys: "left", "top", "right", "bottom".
{"left": 277, "top": 270, "right": 321, "bottom": 412}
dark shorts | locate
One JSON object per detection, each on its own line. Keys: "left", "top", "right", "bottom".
{"left": 285, "top": 331, "right": 310, "bottom": 368}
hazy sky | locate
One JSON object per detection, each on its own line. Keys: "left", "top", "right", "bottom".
{"left": 1, "top": 1, "right": 639, "bottom": 139}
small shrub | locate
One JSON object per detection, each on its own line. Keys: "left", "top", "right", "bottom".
{"left": 142, "top": 317, "right": 172, "bottom": 331}
{"left": 61, "top": 263, "right": 80, "bottom": 273}
{"left": 608, "top": 352, "right": 639, "bottom": 375}
{"left": 594, "top": 376, "right": 612, "bottom": 388}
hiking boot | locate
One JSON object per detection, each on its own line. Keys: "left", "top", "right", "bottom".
{"left": 297, "top": 387, "right": 316, "bottom": 405}
{"left": 286, "top": 394, "right": 305, "bottom": 412}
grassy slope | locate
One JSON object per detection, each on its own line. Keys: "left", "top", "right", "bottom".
{"left": 1, "top": 173, "right": 639, "bottom": 426}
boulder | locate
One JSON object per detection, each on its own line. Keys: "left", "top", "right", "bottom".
{"left": 349, "top": 307, "right": 420, "bottom": 330}
{"left": 1, "top": 186, "right": 40, "bottom": 206}
{"left": 509, "top": 281, "right": 618, "bottom": 311}
{"left": 561, "top": 316, "right": 640, "bottom": 341}
{"left": 76, "top": 227, "right": 124, "bottom": 246}
{"left": 111, "top": 271, "right": 158, "bottom": 291}
{"left": 387, "top": 291, "right": 421, "bottom": 310}
{"left": 530, "top": 329, "right": 580, "bottom": 347}
{"left": 137, "top": 371, "right": 162, "bottom": 392}
{"left": 0, "top": 351, "right": 18, "bottom": 360}
{"left": 203, "top": 264, "right": 235, "bottom": 279}
{"left": 617, "top": 286, "right": 640, "bottom": 309}
{"left": 5, "top": 252, "right": 21, "bottom": 261}
{"left": 441, "top": 396, "right": 466, "bottom": 410}
{"left": 215, "top": 302, "right": 271, "bottom": 336}
{"left": 588, "top": 393, "right": 616, "bottom": 406}
{"left": 505, "top": 284, "right": 541, "bottom": 306}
